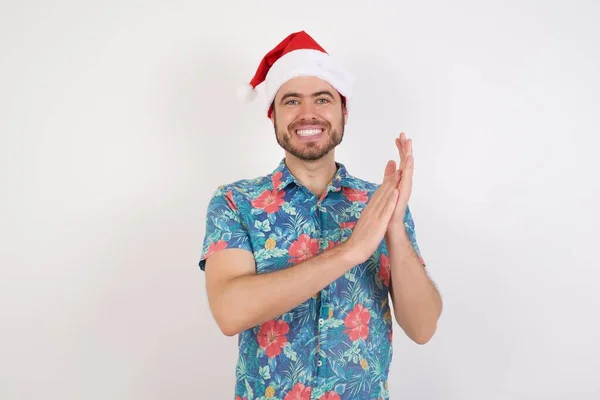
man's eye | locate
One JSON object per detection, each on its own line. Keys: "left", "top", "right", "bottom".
{"left": 286, "top": 100, "right": 298, "bottom": 105}
{"left": 317, "top": 98, "right": 329, "bottom": 103}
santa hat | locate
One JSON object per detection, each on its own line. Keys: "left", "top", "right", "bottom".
{"left": 237, "top": 30, "right": 355, "bottom": 114}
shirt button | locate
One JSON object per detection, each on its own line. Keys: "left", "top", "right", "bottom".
{"left": 319, "top": 318, "right": 324, "bottom": 325}
{"left": 317, "top": 360, "right": 322, "bottom": 367}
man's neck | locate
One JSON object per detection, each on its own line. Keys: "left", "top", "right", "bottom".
{"left": 284, "top": 153, "right": 337, "bottom": 198}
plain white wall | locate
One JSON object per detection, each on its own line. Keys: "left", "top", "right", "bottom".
{"left": 2, "top": 0, "right": 599, "bottom": 399}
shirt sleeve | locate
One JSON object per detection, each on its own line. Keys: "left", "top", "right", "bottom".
{"left": 404, "top": 205, "right": 426, "bottom": 266}
{"left": 198, "top": 186, "right": 253, "bottom": 271}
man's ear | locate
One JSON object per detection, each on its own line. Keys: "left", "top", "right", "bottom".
{"left": 268, "top": 102, "right": 275, "bottom": 122}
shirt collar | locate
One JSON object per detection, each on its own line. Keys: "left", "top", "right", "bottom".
{"left": 271, "top": 158, "right": 355, "bottom": 192}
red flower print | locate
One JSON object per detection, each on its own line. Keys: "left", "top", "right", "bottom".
{"left": 344, "top": 304, "right": 371, "bottom": 341}
{"left": 206, "top": 240, "right": 227, "bottom": 257}
{"left": 257, "top": 319, "right": 289, "bottom": 358}
{"left": 251, "top": 189, "right": 286, "bottom": 213}
{"left": 319, "top": 392, "right": 341, "bottom": 400}
{"left": 342, "top": 187, "right": 368, "bottom": 203}
{"left": 284, "top": 383, "right": 312, "bottom": 400}
{"left": 272, "top": 171, "right": 283, "bottom": 189}
{"left": 288, "top": 234, "right": 320, "bottom": 262}
{"left": 378, "top": 253, "right": 391, "bottom": 287}
{"left": 225, "top": 190, "right": 237, "bottom": 210}
{"left": 325, "top": 240, "right": 339, "bottom": 250}
{"left": 339, "top": 221, "right": 356, "bottom": 230}
{"left": 235, "top": 397, "right": 247, "bottom": 400}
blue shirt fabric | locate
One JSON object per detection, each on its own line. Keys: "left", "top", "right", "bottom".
{"left": 199, "top": 158, "right": 423, "bottom": 400}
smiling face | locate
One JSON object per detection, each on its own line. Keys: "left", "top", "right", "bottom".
{"left": 270, "top": 76, "right": 348, "bottom": 162}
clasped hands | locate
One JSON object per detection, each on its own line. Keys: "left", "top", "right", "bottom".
{"left": 385, "top": 131, "right": 414, "bottom": 238}
{"left": 344, "top": 132, "right": 414, "bottom": 262}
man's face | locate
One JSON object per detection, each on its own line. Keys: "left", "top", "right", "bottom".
{"left": 271, "top": 76, "right": 348, "bottom": 162}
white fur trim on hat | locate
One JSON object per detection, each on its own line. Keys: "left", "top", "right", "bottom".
{"left": 263, "top": 49, "right": 355, "bottom": 111}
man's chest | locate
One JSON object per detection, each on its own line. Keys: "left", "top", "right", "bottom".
{"left": 238, "top": 187, "right": 374, "bottom": 273}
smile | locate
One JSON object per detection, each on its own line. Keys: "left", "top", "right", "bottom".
{"left": 295, "top": 128, "right": 323, "bottom": 137}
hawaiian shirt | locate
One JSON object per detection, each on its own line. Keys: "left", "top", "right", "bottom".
{"left": 199, "top": 158, "right": 423, "bottom": 400}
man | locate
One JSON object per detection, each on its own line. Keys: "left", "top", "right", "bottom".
{"left": 198, "top": 31, "right": 442, "bottom": 400}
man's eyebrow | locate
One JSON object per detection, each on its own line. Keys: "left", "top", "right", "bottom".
{"left": 312, "top": 90, "right": 335, "bottom": 98}
{"left": 279, "top": 92, "right": 301, "bottom": 103}
{"left": 279, "top": 90, "right": 336, "bottom": 103}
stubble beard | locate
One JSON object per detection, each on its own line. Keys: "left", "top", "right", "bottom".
{"left": 274, "top": 114, "right": 345, "bottom": 162}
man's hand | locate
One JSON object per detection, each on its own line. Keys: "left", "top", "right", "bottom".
{"left": 344, "top": 160, "right": 401, "bottom": 264}
{"left": 387, "top": 132, "right": 414, "bottom": 237}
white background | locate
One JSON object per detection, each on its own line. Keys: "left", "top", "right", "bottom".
{"left": 1, "top": 0, "right": 599, "bottom": 399}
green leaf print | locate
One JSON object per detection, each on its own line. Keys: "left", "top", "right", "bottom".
{"left": 281, "top": 312, "right": 293, "bottom": 323}
{"left": 284, "top": 359, "right": 306, "bottom": 385}
{"left": 341, "top": 280, "right": 363, "bottom": 305}
{"left": 283, "top": 342, "right": 298, "bottom": 362}
{"left": 347, "top": 372, "right": 370, "bottom": 398}
{"left": 344, "top": 271, "right": 357, "bottom": 282}
{"left": 311, "top": 387, "right": 326, "bottom": 399}
{"left": 343, "top": 341, "right": 362, "bottom": 363}
{"left": 268, "top": 356, "right": 277, "bottom": 372}
{"left": 335, "top": 383, "right": 347, "bottom": 395}
{"left": 330, "top": 229, "right": 344, "bottom": 242}
{"left": 254, "top": 248, "right": 288, "bottom": 263}
{"left": 287, "top": 214, "right": 310, "bottom": 236}
{"left": 282, "top": 202, "right": 297, "bottom": 215}
{"left": 211, "top": 216, "right": 231, "bottom": 232}
{"left": 250, "top": 207, "right": 264, "bottom": 216}
{"left": 379, "top": 380, "right": 389, "bottom": 398}
{"left": 330, "top": 358, "right": 348, "bottom": 380}
{"left": 346, "top": 202, "right": 363, "bottom": 218}
{"left": 236, "top": 355, "right": 248, "bottom": 379}
{"left": 322, "top": 318, "right": 344, "bottom": 329}
{"left": 318, "top": 348, "right": 326, "bottom": 359}
{"left": 222, "top": 232, "right": 232, "bottom": 242}
{"left": 259, "top": 365, "right": 271, "bottom": 380}
{"left": 254, "top": 219, "right": 271, "bottom": 232}
{"left": 294, "top": 300, "right": 315, "bottom": 326}
{"left": 245, "top": 379, "right": 254, "bottom": 400}
{"left": 364, "top": 254, "right": 379, "bottom": 274}
{"left": 369, "top": 356, "right": 386, "bottom": 382}
{"left": 270, "top": 248, "right": 289, "bottom": 257}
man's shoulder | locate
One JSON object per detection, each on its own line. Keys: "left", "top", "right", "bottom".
{"left": 209, "top": 173, "right": 273, "bottom": 199}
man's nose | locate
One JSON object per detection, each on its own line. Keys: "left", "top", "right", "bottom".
{"left": 297, "top": 100, "right": 317, "bottom": 117}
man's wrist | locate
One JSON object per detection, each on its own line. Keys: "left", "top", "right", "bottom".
{"left": 385, "top": 223, "right": 410, "bottom": 243}
{"left": 338, "top": 239, "right": 366, "bottom": 268}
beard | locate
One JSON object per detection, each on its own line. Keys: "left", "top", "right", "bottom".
{"left": 273, "top": 113, "right": 345, "bottom": 161}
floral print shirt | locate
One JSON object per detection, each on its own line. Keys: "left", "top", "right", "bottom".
{"left": 199, "top": 159, "right": 423, "bottom": 400}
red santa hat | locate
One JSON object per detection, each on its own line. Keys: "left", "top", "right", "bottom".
{"left": 237, "top": 30, "right": 355, "bottom": 115}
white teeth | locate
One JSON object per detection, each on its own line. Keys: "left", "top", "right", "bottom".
{"left": 296, "top": 129, "right": 322, "bottom": 137}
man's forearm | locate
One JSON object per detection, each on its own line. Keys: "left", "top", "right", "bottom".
{"left": 215, "top": 243, "right": 360, "bottom": 336}
{"left": 386, "top": 229, "right": 442, "bottom": 344}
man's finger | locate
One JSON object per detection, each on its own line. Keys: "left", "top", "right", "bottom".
{"left": 405, "top": 138, "right": 413, "bottom": 157}
{"left": 382, "top": 188, "right": 399, "bottom": 218}
{"left": 395, "top": 138, "right": 402, "bottom": 161}
{"left": 374, "top": 169, "right": 400, "bottom": 212}
{"left": 383, "top": 160, "right": 396, "bottom": 180}
{"left": 398, "top": 156, "right": 414, "bottom": 202}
